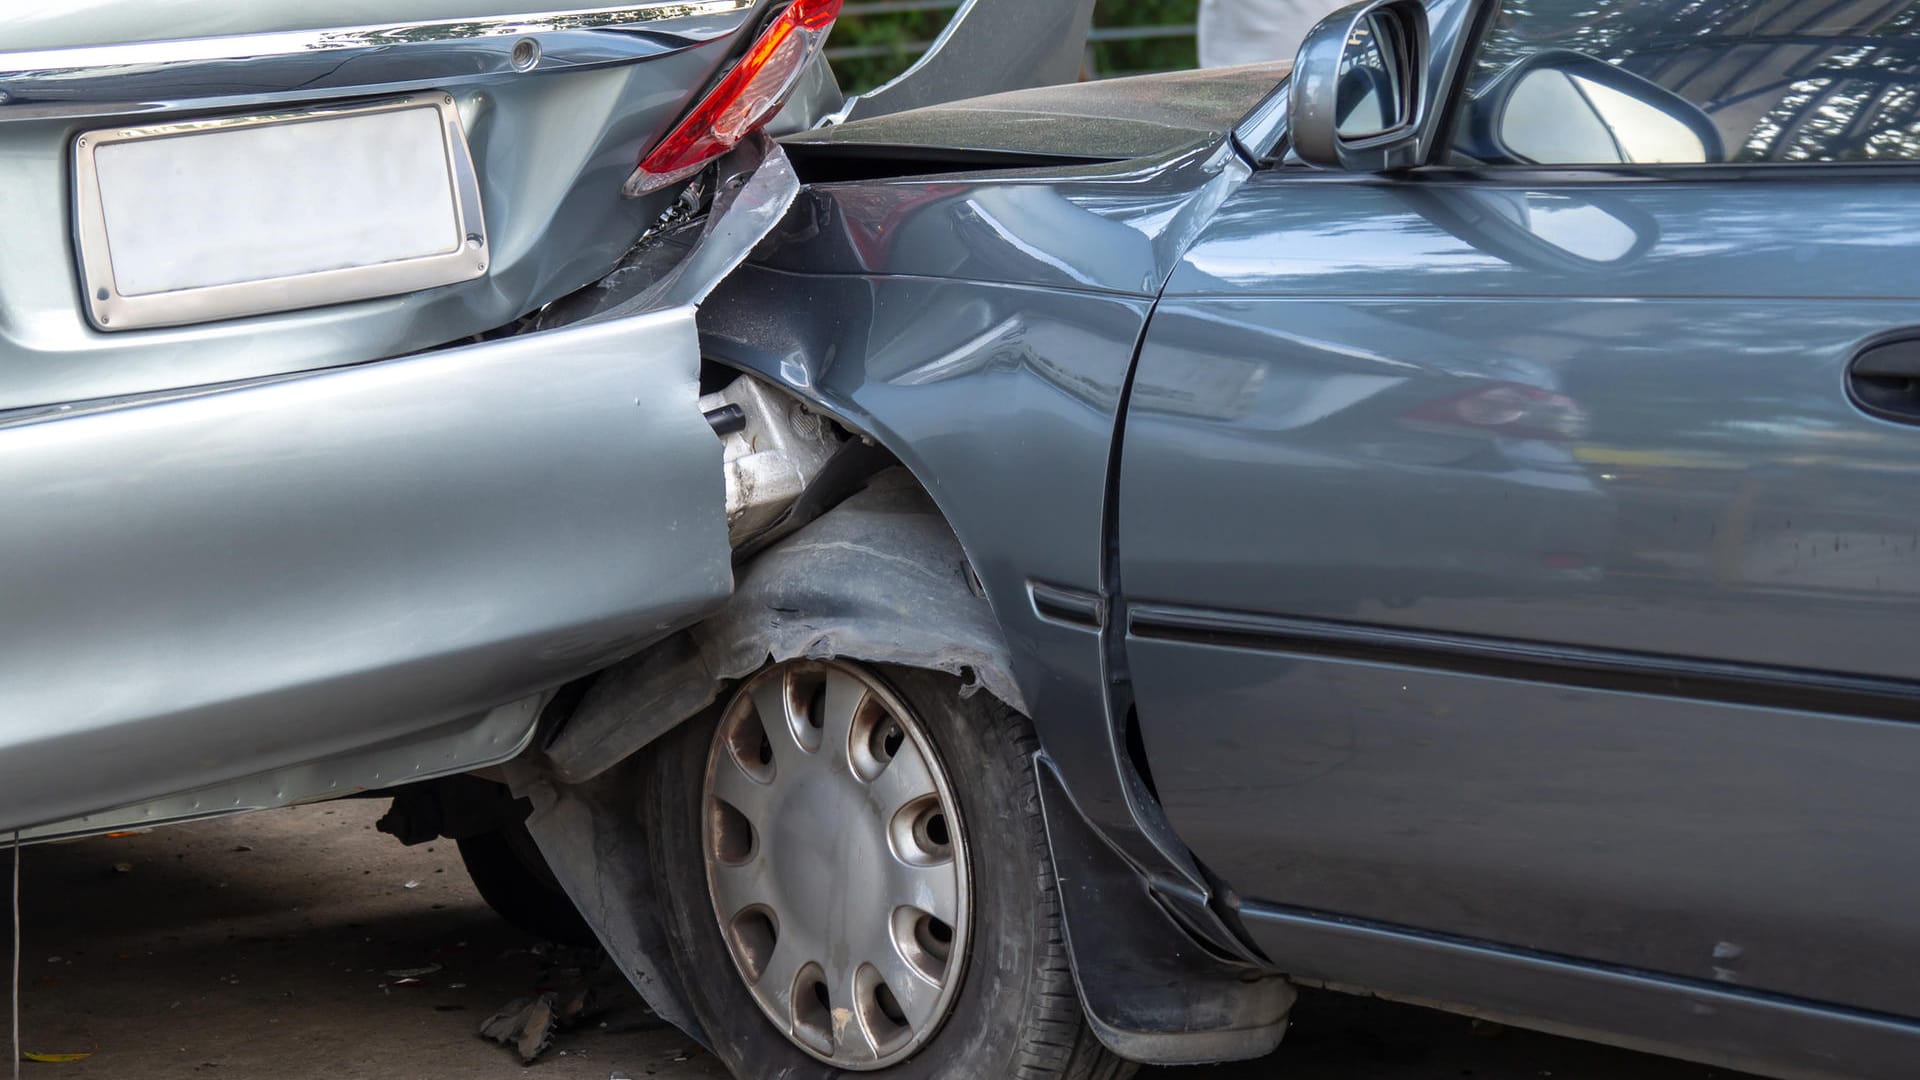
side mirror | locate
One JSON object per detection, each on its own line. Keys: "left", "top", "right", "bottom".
{"left": 1474, "top": 51, "right": 1724, "bottom": 165}
{"left": 1290, "top": 0, "right": 1430, "bottom": 171}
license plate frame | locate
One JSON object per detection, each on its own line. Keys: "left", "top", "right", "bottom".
{"left": 73, "top": 92, "right": 487, "bottom": 332}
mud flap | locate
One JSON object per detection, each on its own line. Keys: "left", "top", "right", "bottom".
{"left": 1037, "top": 756, "right": 1296, "bottom": 1065}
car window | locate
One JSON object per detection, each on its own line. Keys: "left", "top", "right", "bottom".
{"left": 1449, "top": 0, "right": 1920, "bottom": 165}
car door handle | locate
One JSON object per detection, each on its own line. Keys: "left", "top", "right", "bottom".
{"left": 1849, "top": 338, "right": 1920, "bottom": 422}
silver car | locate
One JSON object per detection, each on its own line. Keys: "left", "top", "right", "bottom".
{"left": 0, "top": 0, "right": 850, "bottom": 836}
{"left": 0, "top": 0, "right": 1104, "bottom": 1072}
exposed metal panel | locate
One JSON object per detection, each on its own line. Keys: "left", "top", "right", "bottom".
{"left": 0, "top": 305, "right": 731, "bottom": 833}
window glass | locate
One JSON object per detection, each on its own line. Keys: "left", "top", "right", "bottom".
{"left": 1452, "top": 0, "right": 1920, "bottom": 164}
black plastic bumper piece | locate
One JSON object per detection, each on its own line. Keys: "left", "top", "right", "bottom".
{"left": 1035, "top": 754, "right": 1295, "bottom": 1065}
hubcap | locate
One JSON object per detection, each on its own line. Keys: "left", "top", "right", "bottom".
{"left": 703, "top": 660, "right": 970, "bottom": 1069}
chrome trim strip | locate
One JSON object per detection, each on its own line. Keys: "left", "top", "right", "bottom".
{"left": 74, "top": 92, "right": 488, "bottom": 331}
{"left": 0, "top": 1, "right": 755, "bottom": 75}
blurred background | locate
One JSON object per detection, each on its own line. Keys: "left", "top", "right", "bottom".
{"left": 826, "top": 0, "right": 1200, "bottom": 93}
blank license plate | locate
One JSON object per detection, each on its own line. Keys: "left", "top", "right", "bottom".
{"left": 73, "top": 93, "right": 487, "bottom": 331}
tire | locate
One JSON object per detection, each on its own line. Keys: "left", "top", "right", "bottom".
{"left": 457, "top": 817, "right": 597, "bottom": 946}
{"left": 640, "top": 660, "right": 1135, "bottom": 1079}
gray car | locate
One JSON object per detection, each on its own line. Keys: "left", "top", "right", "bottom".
{"left": 0, "top": 0, "right": 837, "bottom": 838}
{"left": 535, "top": 0, "right": 1919, "bottom": 1076}
{"left": 12, "top": 0, "right": 1920, "bottom": 1078}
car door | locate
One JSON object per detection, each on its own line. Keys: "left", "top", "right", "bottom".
{"left": 1119, "top": 0, "right": 1920, "bottom": 1025}
{"left": 0, "top": 1, "right": 799, "bottom": 836}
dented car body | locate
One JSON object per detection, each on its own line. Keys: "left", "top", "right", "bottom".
{"left": 14, "top": 0, "right": 1920, "bottom": 1078}
{"left": 0, "top": 0, "right": 811, "bottom": 837}
{"left": 0, "top": 0, "right": 1103, "bottom": 841}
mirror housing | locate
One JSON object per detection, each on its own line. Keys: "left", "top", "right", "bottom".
{"left": 1290, "top": 0, "right": 1430, "bottom": 171}
{"left": 1470, "top": 50, "right": 1724, "bottom": 165}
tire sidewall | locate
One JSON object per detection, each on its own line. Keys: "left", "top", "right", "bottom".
{"left": 644, "top": 664, "right": 1060, "bottom": 1078}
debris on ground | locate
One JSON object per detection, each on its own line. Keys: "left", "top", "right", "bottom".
{"left": 479, "top": 946, "right": 617, "bottom": 1064}
{"left": 21, "top": 1051, "right": 94, "bottom": 1063}
{"left": 481, "top": 994, "right": 560, "bottom": 1063}
{"left": 385, "top": 964, "right": 443, "bottom": 979}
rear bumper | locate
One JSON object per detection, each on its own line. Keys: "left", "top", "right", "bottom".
{"left": 0, "top": 306, "right": 732, "bottom": 832}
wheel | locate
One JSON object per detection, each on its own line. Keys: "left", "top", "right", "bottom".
{"left": 457, "top": 816, "right": 597, "bottom": 946}
{"left": 640, "top": 659, "right": 1134, "bottom": 1077}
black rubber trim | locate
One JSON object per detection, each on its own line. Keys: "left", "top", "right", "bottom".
{"left": 1847, "top": 332, "right": 1920, "bottom": 425}
{"left": 1129, "top": 604, "right": 1920, "bottom": 723}
{"left": 702, "top": 402, "right": 747, "bottom": 436}
{"left": 782, "top": 142, "right": 1125, "bottom": 184}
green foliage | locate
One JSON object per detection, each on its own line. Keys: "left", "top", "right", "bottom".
{"left": 826, "top": 5, "right": 955, "bottom": 96}
{"left": 1091, "top": 0, "right": 1198, "bottom": 78}
{"left": 826, "top": 0, "right": 1199, "bottom": 94}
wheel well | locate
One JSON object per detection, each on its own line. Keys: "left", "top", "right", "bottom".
{"left": 535, "top": 466, "right": 1026, "bottom": 786}
{"left": 498, "top": 465, "right": 1028, "bottom": 1048}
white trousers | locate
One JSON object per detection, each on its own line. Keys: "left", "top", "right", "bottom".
{"left": 1196, "top": 0, "right": 1347, "bottom": 68}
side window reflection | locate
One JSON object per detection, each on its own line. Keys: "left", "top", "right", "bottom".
{"left": 1482, "top": 53, "right": 1721, "bottom": 165}
{"left": 1454, "top": 0, "right": 1920, "bottom": 165}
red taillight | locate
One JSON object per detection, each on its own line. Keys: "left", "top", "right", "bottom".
{"left": 624, "top": 0, "right": 843, "bottom": 196}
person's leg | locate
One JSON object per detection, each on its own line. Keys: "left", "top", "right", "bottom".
{"left": 1197, "top": 0, "right": 1346, "bottom": 68}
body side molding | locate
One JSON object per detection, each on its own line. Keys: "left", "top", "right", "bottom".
{"left": 1130, "top": 604, "right": 1920, "bottom": 724}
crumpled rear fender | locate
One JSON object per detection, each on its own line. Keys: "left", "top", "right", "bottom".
{"left": 537, "top": 468, "right": 1023, "bottom": 786}
{"left": 508, "top": 468, "right": 1020, "bottom": 1041}
{"left": 4, "top": 139, "right": 799, "bottom": 842}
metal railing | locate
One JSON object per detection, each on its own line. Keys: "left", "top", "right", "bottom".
{"left": 827, "top": 0, "right": 1197, "bottom": 77}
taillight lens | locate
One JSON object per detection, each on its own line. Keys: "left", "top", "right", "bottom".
{"left": 624, "top": 0, "right": 843, "bottom": 196}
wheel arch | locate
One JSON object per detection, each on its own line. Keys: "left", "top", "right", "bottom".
{"left": 507, "top": 263, "right": 1295, "bottom": 1065}
{"left": 501, "top": 462, "right": 1026, "bottom": 1050}
{"left": 536, "top": 464, "right": 1025, "bottom": 787}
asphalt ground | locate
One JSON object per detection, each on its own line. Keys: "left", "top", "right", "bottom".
{"left": 0, "top": 800, "right": 1754, "bottom": 1079}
